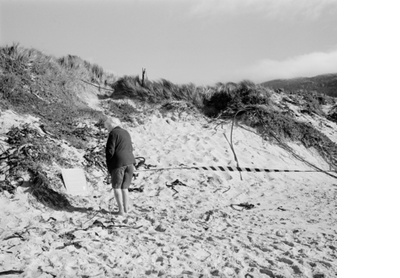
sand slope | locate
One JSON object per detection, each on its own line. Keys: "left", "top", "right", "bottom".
{"left": 0, "top": 106, "right": 336, "bottom": 277}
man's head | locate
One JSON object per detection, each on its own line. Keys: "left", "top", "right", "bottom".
{"left": 104, "top": 117, "right": 121, "bottom": 132}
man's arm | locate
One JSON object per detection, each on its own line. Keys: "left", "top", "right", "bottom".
{"left": 105, "top": 132, "right": 115, "bottom": 171}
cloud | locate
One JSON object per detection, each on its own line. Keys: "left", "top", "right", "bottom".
{"left": 26, "top": 0, "right": 335, "bottom": 20}
{"left": 187, "top": 0, "right": 336, "bottom": 19}
{"left": 231, "top": 50, "right": 337, "bottom": 83}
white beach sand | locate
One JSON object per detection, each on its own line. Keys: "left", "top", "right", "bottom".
{"left": 0, "top": 103, "right": 337, "bottom": 277}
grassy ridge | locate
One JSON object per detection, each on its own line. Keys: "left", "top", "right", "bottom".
{"left": 111, "top": 76, "right": 206, "bottom": 109}
{"left": 110, "top": 76, "right": 337, "bottom": 167}
{"left": 0, "top": 43, "right": 116, "bottom": 108}
{"left": 0, "top": 44, "right": 111, "bottom": 147}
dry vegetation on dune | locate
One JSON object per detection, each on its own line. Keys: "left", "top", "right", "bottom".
{"left": 0, "top": 44, "right": 111, "bottom": 109}
{"left": 0, "top": 43, "right": 337, "bottom": 199}
{"left": 0, "top": 44, "right": 112, "bottom": 203}
{"left": 111, "top": 77, "right": 337, "bottom": 169}
{"left": 0, "top": 44, "right": 337, "bottom": 277}
{"left": 0, "top": 44, "right": 111, "bottom": 143}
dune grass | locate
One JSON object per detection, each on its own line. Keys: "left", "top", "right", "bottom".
{"left": 109, "top": 75, "right": 336, "bottom": 167}
{"left": 0, "top": 44, "right": 106, "bottom": 149}
{"left": 1, "top": 44, "right": 337, "bottom": 168}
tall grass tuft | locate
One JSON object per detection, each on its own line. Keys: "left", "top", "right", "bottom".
{"left": 0, "top": 44, "right": 107, "bottom": 148}
{"left": 58, "top": 55, "right": 83, "bottom": 70}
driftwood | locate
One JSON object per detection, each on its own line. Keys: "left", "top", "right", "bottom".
{"left": 0, "top": 270, "right": 24, "bottom": 276}
{"left": 230, "top": 202, "right": 256, "bottom": 211}
{"left": 165, "top": 179, "right": 187, "bottom": 196}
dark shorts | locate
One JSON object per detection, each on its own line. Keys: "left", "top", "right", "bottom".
{"left": 110, "top": 164, "right": 134, "bottom": 189}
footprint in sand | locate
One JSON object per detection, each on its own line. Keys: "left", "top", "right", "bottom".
{"left": 219, "top": 171, "right": 233, "bottom": 181}
{"left": 193, "top": 156, "right": 204, "bottom": 163}
{"left": 195, "top": 142, "right": 206, "bottom": 152}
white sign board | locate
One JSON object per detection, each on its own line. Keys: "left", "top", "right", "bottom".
{"left": 61, "top": 168, "right": 89, "bottom": 196}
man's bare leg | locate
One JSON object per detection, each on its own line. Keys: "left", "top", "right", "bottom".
{"left": 113, "top": 189, "right": 125, "bottom": 216}
{"left": 122, "top": 189, "right": 129, "bottom": 213}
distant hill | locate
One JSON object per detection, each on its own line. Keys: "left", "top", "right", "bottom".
{"left": 260, "top": 74, "right": 337, "bottom": 97}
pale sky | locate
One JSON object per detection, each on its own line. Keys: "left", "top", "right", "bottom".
{"left": 0, "top": 0, "right": 337, "bottom": 85}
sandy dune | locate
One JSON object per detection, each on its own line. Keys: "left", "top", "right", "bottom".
{"left": 0, "top": 105, "right": 336, "bottom": 277}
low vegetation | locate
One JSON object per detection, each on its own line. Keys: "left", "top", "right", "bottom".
{"left": 0, "top": 43, "right": 109, "bottom": 147}
{"left": 110, "top": 76, "right": 337, "bottom": 167}
{"left": 1, "top": 124, "right": 73, "bottom": 206}
{"left": 0, "top": 44, "right": 337, "bottom": 201}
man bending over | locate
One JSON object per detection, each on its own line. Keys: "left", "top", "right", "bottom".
{"left": 104, "top": 117, "right": 136, "bottom": 216}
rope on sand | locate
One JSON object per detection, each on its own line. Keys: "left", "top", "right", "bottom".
{"left": 134, "top": 165, "right": 337, "bottom": 178}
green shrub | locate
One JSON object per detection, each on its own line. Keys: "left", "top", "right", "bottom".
{"left": 201, "top": 81, "right": 271, "bottom": 117}
{"left": 203, "top": 90, "right": 233, "bottom": 116}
